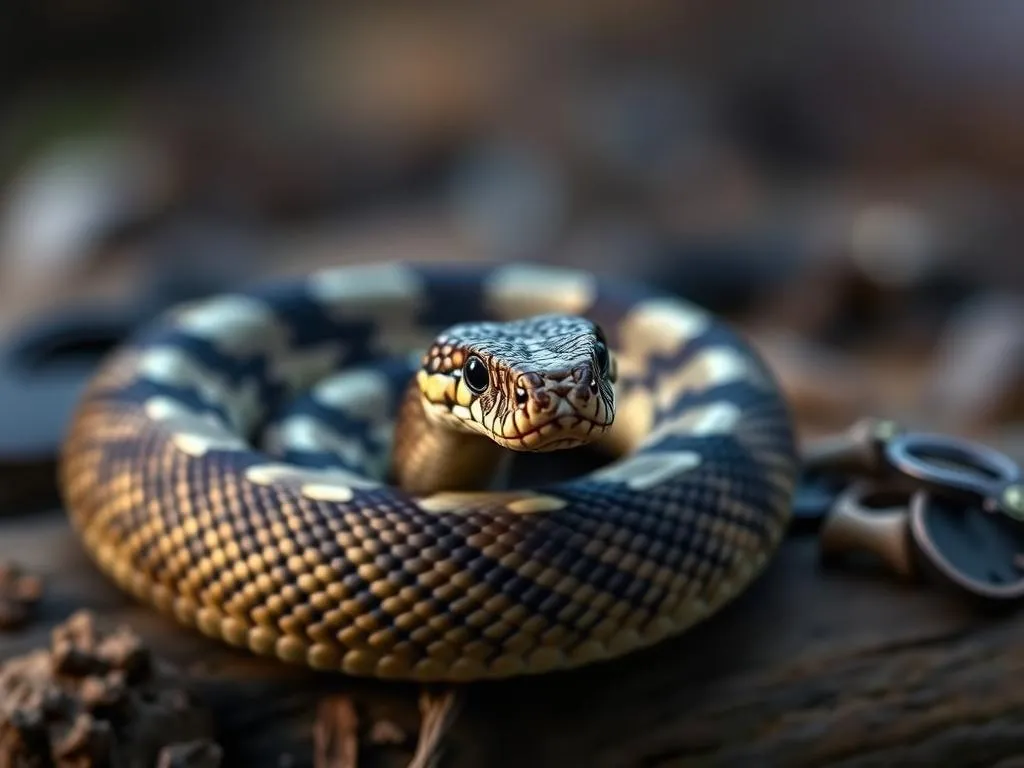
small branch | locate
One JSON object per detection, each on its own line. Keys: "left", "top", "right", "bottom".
{"left": 408, "top": 688, "right": 462, "bottom": 768}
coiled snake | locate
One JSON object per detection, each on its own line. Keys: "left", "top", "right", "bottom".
{"left": 58, "top": 261, "right": 799, "bottom": 682}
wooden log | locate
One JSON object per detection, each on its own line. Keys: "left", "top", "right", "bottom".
{"left": 1, "top": 508, "right": 1022, "bottom": 768}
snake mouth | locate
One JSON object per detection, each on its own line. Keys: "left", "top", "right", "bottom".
{"left": 498, "top": 414, "right": 611, "bottom": 452}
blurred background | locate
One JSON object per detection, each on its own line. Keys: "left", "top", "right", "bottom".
{"left": 1, "top": 0, "right": 1024, "bottom": 468}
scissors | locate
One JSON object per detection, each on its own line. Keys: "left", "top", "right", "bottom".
{"left": 794, "top": 417, "right": 1024, "bottom": 603}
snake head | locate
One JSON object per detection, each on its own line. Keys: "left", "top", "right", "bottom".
{"left": 416, "top": 313, "right": 616, "bottom": 452}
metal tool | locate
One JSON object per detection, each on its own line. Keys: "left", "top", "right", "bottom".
{"left": 799, "top": 418, "right": 1024, "bottom": 603}
{"left": 790, "top": 417, "right": 902, "bottom": 532}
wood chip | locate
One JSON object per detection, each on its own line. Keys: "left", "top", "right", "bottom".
{"left": 314, "top": 696, "right": 359, "bottom": 768}
{"left": 0, "top": 610, "right": 218, "bottom": 767}
{"left": 408, "top": 689, "right": 461, "bottom": 768}
{"left": 312, "top": 689, "right": 461, "bottom": 768}
{"left": 0, "top": 561, "right": 43, "bottom": 631}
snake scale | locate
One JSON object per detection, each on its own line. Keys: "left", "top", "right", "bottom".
{"left": 58, "top": 261, "right": 799, "bottom": 682}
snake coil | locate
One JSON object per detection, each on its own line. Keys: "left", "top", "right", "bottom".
{"left": 59, "top": 261, "right": 799, "bottom": 682}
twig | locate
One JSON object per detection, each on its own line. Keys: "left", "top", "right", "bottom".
{"left": 314, "top": 697, "right": 359, "bottom": 768}
{"left": 408, "top": 687, "right": 462, "bottom": 768}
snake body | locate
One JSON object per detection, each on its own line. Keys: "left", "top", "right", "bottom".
{"left": 58, "top": 261, "right": 799, "bottom": 682}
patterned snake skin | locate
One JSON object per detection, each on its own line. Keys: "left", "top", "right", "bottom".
{"left": 58, "top": 261, "right": 799, "bottom": 682}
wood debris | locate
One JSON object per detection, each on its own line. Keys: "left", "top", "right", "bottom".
{"left": 0, "top": 610, "right": 219, "bottom": 768}
{"left": 314, "top": 697, "right": 359, "bottom": 768}
{"left": 408, "top": 689, "right": 461, "bottom": 768}
{"left": 0, "top": 562, "right": 42, "bottom": 631}
{"left": 313, "top": 689, "right": 461, "bottom": 768}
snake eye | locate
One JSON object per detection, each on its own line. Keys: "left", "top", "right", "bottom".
{"left": 462, "top": 355, "right": 489, "bottom": 394}
{"left": 594, "top": 341, "right": 610, "bottom": 375}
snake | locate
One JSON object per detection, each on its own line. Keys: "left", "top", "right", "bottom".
{"left": 58, "top": 261, "right": 799, "bottom": 682}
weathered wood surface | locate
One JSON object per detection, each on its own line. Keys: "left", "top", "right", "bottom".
{"left": 2, "top": 501, "right": 1024, "bottom": 768}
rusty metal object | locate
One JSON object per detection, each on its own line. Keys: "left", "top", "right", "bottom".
{"left": 820, "top": 483, "right": 1024, "bottom": 602}
{"left": 812, "top": 421, "right": 1024, "bottom": 603}
{"left": 791, "top": 417, "right": 905, "bottom": 533}
{"left": 819, "top": 482, "right": 918, "bottom": 579}
{"left": 884, "top": 430, "right": 1024, "bottom": 520}
{"left": 802, "top": 416, "right": 903, "bottom": 475}
{"left": 910, "top": 491, "right": 1024, "bottom": 603}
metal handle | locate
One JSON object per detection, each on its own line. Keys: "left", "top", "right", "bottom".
{"left": 884, "top": 432, "right": 1024, "bottom": 520}
{"left": 801, "top": 417, "right": 902, "bottom": 475}
{"left": 819, "top": 482, "right": 917, "bottom": 579}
